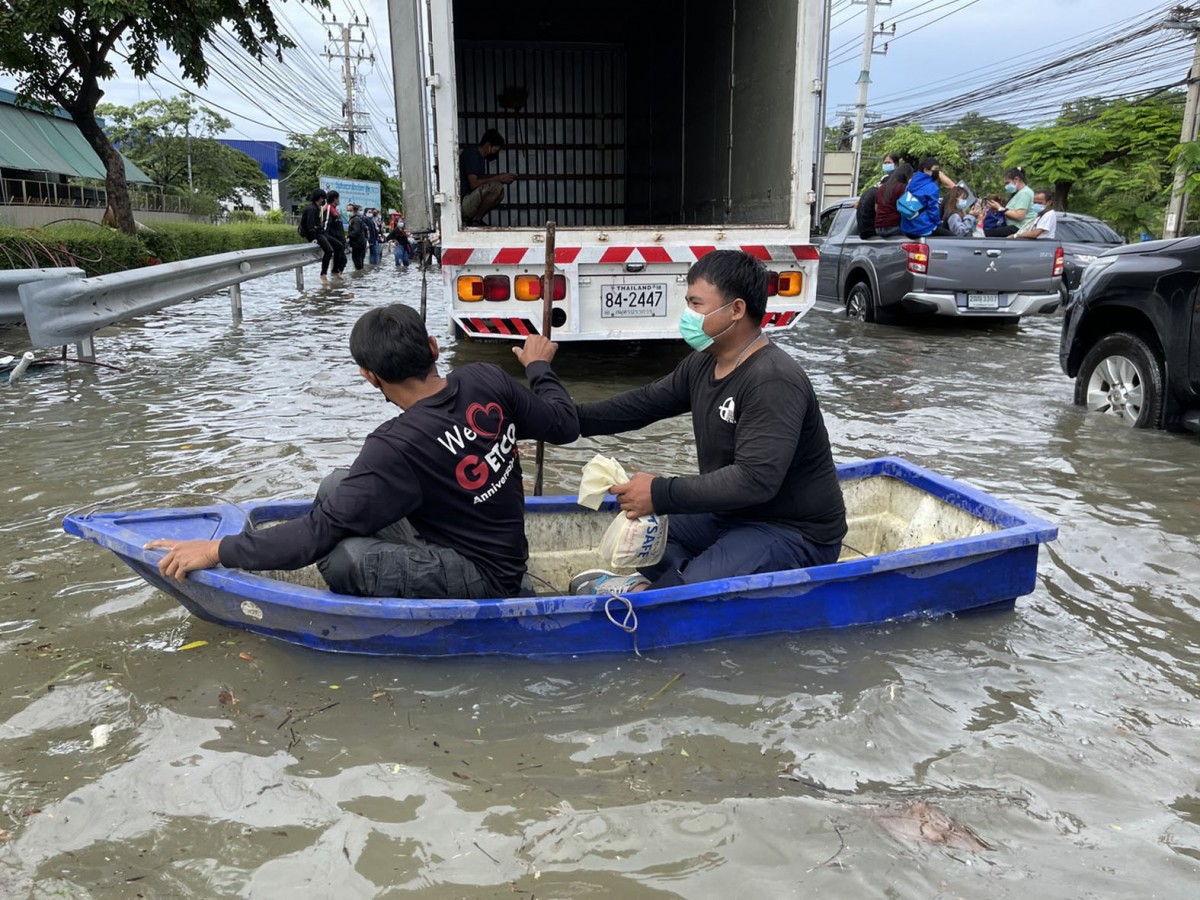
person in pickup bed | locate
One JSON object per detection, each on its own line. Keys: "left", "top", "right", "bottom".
{"left": 1011, "top": 190, "right": 1058, "bottom": 240}
{"left": 941, "top": 185, "right": 977, "bottom": 237}
{"left": 567, "top": 250, "right": 847, "bottom": 597}
{"left": 900, "top": 156, "right": 947, "bottom": 239}
{"left": 874, "top": 161, "right": 913, "bottom": 237}
{"left": 986, "top": 167, "right": 1035, "bottom": 236}
{"left": 857, "top": 152, "right": 900, "bottom": 238}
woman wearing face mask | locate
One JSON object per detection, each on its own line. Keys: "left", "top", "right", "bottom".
{"left": 940, "top": 185, "right": 977, "bottom": 237}
{"left": 856, "top": 152, "right": 900, "bottom": 238}
{"left": 1011, "top": 190, "right": 1057, "bottom": 239}
{"left": 874, "top": 160, "right": 913, "bottom": 238}
{"left": 986, "top": 167, "right": 1034, "bottom": 237}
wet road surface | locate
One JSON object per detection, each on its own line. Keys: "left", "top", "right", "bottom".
{"left": 0, "top": 263, "right": 1197, "bottom": 897}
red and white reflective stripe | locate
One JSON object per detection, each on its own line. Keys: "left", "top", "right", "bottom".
{"left": 762, "top": 311, "right": 799, "bottom": 328}
{"left": 443, "top": 244, "right": 818, "bottom": 266}
{"left": 461, "top": 316, "right": 539, "bottom": 336}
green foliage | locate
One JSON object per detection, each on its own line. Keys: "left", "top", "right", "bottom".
{"left": 0, "top": 0, "right": 326, "bottom": 233}
{"left": 0, "top": 223, "right": 303, "bottom": 275}
{"left": 264, "top": 208, "right": 285, "bottom": 225}
{"left": 1002, "top": 94, "right": 1184, "bottom": 238}
{"left": 857, "top": 123, "right": 970, "bottom": 192}
{"left": 97, "top": 96, "right": 271, "bottom": 206}
{"left": 283, "top": 129, "right": 403, "bottom": 211}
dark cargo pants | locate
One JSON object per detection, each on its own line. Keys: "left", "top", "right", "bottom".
{"left": 314, "top": 469, "right": 493, "bottom": 599}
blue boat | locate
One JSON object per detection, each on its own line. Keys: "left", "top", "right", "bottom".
{"left": 63, "top": 457, "right": 1057, "bottom": 658}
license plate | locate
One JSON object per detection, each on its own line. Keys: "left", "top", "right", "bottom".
{"left": 967, "top": 293, "right": 1000, "bottom": 309}
{"left": 600, "top": 283, "right": 667, "bottom": 318}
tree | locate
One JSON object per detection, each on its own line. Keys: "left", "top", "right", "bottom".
{"left": 856, "top": 123, "right": 969, "bottom": 192}
{"left": 98, "top": 96, "right": 270, "bottom": 207}
{"left": 1003, "top": 95, "right": 1183, "bottom": 237}
{"left": 0, "top": 0, "right": 325, "bottom": 234}
{"left": 283, "top": 129, "right": 402, "bottom": 211}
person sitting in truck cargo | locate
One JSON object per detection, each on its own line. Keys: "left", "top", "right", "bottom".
{"left": 941, "top": 185, "right": 977, "bottom": 237}
{"left": 985, "top": 167, "right": 1034, "bottom": 237}
{"left": 981, "top": 193, "right": 1010, "bottom": 237}
{"left": 567, "top": 250, "right": 847, "bottom": 597}
{"left": 460, "top": 129, "right": 516, "bottom": 226}
{"left": 145, "top": 304, "right": 580, "bottom": 600}
{"left": 1011, "top": 190, "right": 1058, "bottom": 240}
{"left": 899, "top": 157, "right": 945, "bottom": 239}
{"left": 874, "top": 161, "right": 913, "bottom": 237}
{"left": 856, "top": 152, "right": 900, "bottom": 238}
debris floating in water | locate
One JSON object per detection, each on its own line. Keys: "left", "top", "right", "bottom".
{"left": 90, "top": 723, "right": 113, "bottom": 750}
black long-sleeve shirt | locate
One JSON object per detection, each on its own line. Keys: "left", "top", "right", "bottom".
{"left": 219, "top": 361, "right": 580, "bottom": 595}
{"left": 577, "top": 344, "right": 846, "bottom": 545}
{"left": 299, "top": 203, "right": 325, "bottom": 240}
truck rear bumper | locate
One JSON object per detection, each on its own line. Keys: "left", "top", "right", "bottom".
{"left": 900, "top": 291, "right": 1062, "bottom": 318}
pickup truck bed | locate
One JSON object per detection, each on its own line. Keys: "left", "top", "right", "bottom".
{"left": 812, "top": 201, "right": 1064, "bottom": 323}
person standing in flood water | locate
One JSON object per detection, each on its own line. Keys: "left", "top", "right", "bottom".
{"left": 145, "top": 305, "right": 579, "bottom": 599}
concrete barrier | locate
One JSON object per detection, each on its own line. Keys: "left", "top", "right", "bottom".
{"left": 20, "top": 245, "right": 321, "bottom": 356}
{"left": 0, "top": 268, "right": 85, "bottom": 325}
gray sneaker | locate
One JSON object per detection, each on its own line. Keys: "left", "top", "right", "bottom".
{"left": 571, "top": 569, "right": 651, "bottom": 595}
{"left": 570, "top": 568, "right": 615, "bottom": 594}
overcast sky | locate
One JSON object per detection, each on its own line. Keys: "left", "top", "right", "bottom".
{"left": 1, "top": 0, "right": 1191, "bottom": 159}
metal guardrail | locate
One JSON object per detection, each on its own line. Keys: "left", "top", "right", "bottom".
{"left": 20, "top": 244, "right": 322, "bottom": 358}
{"left": 0, "top": 267, "right": 85, "bottom": 325}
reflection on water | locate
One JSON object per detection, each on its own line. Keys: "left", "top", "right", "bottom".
{"left": 1, "top": 266, "right": 1198, "bottom": 895}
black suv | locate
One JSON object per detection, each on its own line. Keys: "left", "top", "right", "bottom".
{"left": 1059, "top": 235, "right": 1200, "bottom": 432}
{"left": 1056, "top": 212, "right": 1124, "bottom": 297}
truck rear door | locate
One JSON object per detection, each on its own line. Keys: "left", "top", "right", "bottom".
{"left": 924, "top": 239, "right": 1060, "bottom": 311}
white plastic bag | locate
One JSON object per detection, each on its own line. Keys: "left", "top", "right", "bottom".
{"left": 577, "top": 454, "right": 669, "bottom": 569}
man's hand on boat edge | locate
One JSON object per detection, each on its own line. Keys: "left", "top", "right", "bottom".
{"left": 144, "top": 539, "right": 221, "bottom": 581}
{"left": 510, "top": 335, "right": 558, "bottom": 367}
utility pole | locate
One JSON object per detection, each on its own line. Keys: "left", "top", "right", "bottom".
{"left": 1164, "top": 5, "right": 1200, "bottom": 239}
{"left": 850, "top": 0, "right": 893, "bottom": 195}
{"left": 322, "top": 15, "right": 373, "bottom": 156}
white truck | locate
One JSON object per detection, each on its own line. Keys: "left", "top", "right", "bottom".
{"left": 388, "top": 0, "right": 824, "bottom": 342}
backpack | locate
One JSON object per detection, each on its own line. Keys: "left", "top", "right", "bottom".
{"left": 896, "top": 190, "right": 923, "bottom": 219}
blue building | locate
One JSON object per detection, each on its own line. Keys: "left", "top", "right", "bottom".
{"left": 217, "top": 139, "right": 289, "bottom": 212}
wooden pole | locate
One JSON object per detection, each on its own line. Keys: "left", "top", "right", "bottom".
{"left": 533, "top": 220, "right": 556, "bottom": 496}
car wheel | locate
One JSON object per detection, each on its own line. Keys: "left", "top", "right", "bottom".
{"left": 1073, "top": 332, "right": 1164, "bottom": 428}
{"left": 845, "top": 282, "right": 876, "bottom": 323}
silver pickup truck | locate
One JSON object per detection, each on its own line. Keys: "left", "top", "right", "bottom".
{"left": 811, "top": 200, "right": 1064, "bottom": 324}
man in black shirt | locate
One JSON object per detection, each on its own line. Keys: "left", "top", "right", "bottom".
{"left": 460, "top": 128, "right": 515, "bottom": 226}
{"left": 147, "top": 305, "right": 580, "bottom": 598}
{"left": 572, "top": 250, "right": 846, "bottom": 594}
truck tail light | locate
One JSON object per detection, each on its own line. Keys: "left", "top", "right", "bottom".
{"left": 902, "top": 242, "right": 929, "bottom": 275}
{"left": 483, "top": 275, "right": 510, "bottom": 301}
{"left": 514, "top": 274, "right": 567, "bottom": 301}
{"left": 1052, "top": 246, "right": 1064, "bottom": 278}
{"left": 777, "top": 271, "right": 803, "bottom": 296}
{"left": 767, "top": 271, "right": 779, "bottom": 296}
{"left": 457, "top": 275, "right": 484, "bottom": 301}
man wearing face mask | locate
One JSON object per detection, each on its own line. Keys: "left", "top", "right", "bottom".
{"left": 570, "top": 251, "right": 846, "bottom": 596}
{"left": 460, "top": 129, "right": 516, "bottom": 226}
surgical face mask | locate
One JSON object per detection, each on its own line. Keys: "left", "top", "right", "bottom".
{"left": 957, "top": 198, "right": 970, "bottom": 211}
{"left": 882, "top": 162, "right": 895, "bottom": 175}
{"left": 679, "top": 302, "right": 734, "bottom": 351}
{"left": 1004, "top": 182, "right": 1017, "bottom": 195}
{"left": 1032, "top": 202, "right": 1045, "bottom": 215}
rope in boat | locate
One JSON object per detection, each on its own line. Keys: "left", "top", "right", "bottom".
{"left": 604, "top": 594, "right": 643, "bottom": 658}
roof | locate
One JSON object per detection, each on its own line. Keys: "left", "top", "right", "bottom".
{"left": 0, "top": 89, "right": 152, "bottom": 184}
{"left": 217, "top": 139, "right": 286, "bottom": 180}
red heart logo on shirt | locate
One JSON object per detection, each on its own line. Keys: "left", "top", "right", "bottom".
{"left": 466, "top": 402, "right": 504, "bottom": 439}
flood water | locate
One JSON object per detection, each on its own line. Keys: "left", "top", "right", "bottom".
{"left": 1, "top": 262, "right": 1197, "bottom": 898}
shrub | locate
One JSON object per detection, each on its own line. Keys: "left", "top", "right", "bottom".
{"left": 0, "top": 222, "right": 306, "bottom": 275}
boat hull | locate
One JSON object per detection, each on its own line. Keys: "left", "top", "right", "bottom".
{"left": 63, "top": 457, "right": 1057, "bottom": 658}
